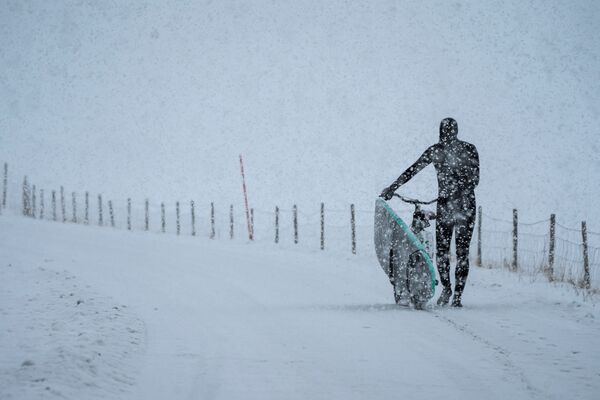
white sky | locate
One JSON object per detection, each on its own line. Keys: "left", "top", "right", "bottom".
{"left": 1, "top": 0, "right": 599, "bottom": 225}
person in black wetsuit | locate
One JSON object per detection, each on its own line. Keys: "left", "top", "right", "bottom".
{"left": 380, "top": 118, "right": 479, "bottom": 307}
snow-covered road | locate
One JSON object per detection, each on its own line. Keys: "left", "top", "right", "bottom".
{"left": 1, "top": 216, "right": 599, "bottom": 399}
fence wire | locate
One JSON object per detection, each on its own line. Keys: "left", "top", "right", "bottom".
{"left": 4, "top": 166, "right": 599, "bottom": 290}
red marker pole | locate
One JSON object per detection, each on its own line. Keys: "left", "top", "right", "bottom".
{"left": 239, "top": 154, "right": 253, "bottom": 240}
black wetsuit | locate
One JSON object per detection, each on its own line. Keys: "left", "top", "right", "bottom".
{"left": 384, "top": 118, "right": 480, "bottom": 295}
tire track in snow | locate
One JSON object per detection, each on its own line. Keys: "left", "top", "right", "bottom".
{"left": 432, "top": 311, "right": 545, "bottom": 399}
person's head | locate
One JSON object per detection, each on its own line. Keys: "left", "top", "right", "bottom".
{"left": 439, "top": 117, "right": 458, "bottom": 144}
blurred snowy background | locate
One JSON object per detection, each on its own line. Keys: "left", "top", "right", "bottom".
{"left": 1, "top": 0, "right": 599, "bottom": 224}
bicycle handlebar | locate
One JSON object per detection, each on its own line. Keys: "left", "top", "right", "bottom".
{"left": 392, "top": 193, "right": 438, "bottom": 205}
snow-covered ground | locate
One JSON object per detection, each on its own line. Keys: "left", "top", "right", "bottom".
{"left": 0, "top": 265, "right": 144, "bottom": 399}
{"left": 1, "top": 215, "right": 599, "bottom": 399}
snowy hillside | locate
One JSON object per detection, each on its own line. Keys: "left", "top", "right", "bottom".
{"left": 1, "top": 0, "right": 600, "bottom": 225}
{"left": 1, "top": 215, "right": 599, "bottom": 399}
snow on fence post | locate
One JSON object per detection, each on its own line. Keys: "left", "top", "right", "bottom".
{"left": 512, "top": 209, "right": 518, "bottom": 271}
{"left": 127, "top": 198, "right": 132, "bottom": 230}
{"left": 293, "top": 204, "right": 298, "bottom": 244}
{"left": 51, "top": 190, "right": 57, "bottom": 221}
{"left": 109, "top": 200, "right": 115, "bottom": 228}
{"left": 230, "top": 204, "right": 234, "bottom": 239}
{"left": 581, "top": 221, "right": 590, "bottom": 289}
{"left": 275, "top": 206, "right": 279, "bottom": 244}
{"left": 210, "top": 202, "right": 215, "bottom": 239}
{"left": 39, "top": 189, "right": 45, "bottom": 219}
{"left": 145, "top": 199, "right": 149, "bottom": 231}
{"left": 351, "top": 204, "right": 356, "bottom": 255}
{"left": 2, "top": 162, "right": 7, "bottom": 209}
{"left": 176, "top": 201, "right": 180, "bottom": 235}
{"left": 60, "top": 186, "right": 66, "bottom": 222}
{"left": 476, "top": 206, "right": 482, "bottom": 267}
{"left": 191, "top": 200, "right": 196, "bottom": 236}
{"left": 71, "top": 192, "right": 77, "bottom": 223}
{"left": 320, "top": 202, "right": 325, "bottom": 250}
{"left": 32, "top": 185, "right": 37, "bottom": 218}
{"left": 84, "top": 192, "right": 89, "bottom": 225}
{"left": 547, "top": 214, "right": 556, "bottom": 281}
{"left": 161, "top": 202, "right": 166, "bottom": 233}
{"left": 98, "top": 194, "right": 103, "bottom": 226}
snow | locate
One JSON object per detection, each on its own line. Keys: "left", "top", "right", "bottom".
{"left": 0, "top": 235, "right": 144, "bottom": 398}
{"left": 2, "top": 215, "right": 599, "bottom": 399}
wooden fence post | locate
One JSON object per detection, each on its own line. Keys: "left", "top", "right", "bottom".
{"left": 351, "top": 204, "right": 356, "bottom": 255}
{"left": 547, "top": 214, "right": 556, "bottom": 281}
{"left": 71, "top": 192, "right": 77, "bottom": 223}
{"left": 191, "top": 200, "right": 196, "bottom": 236}
{"left": 145, "top": 199, "right": 149, "bottom": 231}
{"left": 22, "top": 176, "right": 30, "bottom": 216}
{"left": 239, "top": 154, "right": 253, "bottom": 241}
{"left": 39, "top": 189, "right": 45, "bottom": 219}
{"left": 21, "top": 177, "right": 24, "bottom": 215}
{"left": 320, "top": 202, "right": 325, "bottom": 250}
{"left": 127, "top": 198, "right": 132, "bottom": 230}
{"left": 581, "top": 221, "right": 590, "bottom": 289}
{"left": 52, "top": 190, "right": 57, "bottom": 221}
{"left": 275, "top": 206, "right": 279, "bottom": 244}
{"left": 98, "top": 194, "right": 103, "bottom": 226}
{"left": 161, "top": 202, "right": 166, "bottom": 233}
{"left": 210, "top": 202, "right": 215, "bottom": 239}
{"left": 60, "top": 186, "right": 66, "bottom": 222}
{"left": 32, "top": 185, "right": 37, "bottom": 218}
{"left": 176, "top": 201, "right": 181, "bottom": 235}
{"left": 512, "top": 209, "right": 518, "bottom": 271}
{"left": 293, "top": 204, "right": 298, "bottom": 244}
{"left": 108, "top": 200, "right": 115, "bottom": 227}
{"left": 229, "top": 204, "right": 234, "bottom": 239}
{"left": 84, "top": 192, "right": 89, "bottom": 225}
{"left": 476, "top": 206, "right": 482, "bottom": 267}
{"left": 250, "top": 208, "right": 254, "bottom": 240}
{"left": 2, "top": 162, "right": 7, "bottom": 209}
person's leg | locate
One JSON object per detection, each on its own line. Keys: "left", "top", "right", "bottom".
{"left": 436, "top": 206, "right": 454, "bottom": 305}
{"left": 453, "top": 207, "right": 476, "bottom": 304}
{"left": 436, "top": 217, "right": 453, "bottom": 288}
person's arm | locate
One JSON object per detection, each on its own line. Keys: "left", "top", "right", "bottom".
{"left": 393, "top": 146, "right": 435, "bottom": 187}
{"left": 468, "top": 144, "right": 480, "bottom": 188}
{"left": 381, "top": 146, "right": 434, "bottom": 199}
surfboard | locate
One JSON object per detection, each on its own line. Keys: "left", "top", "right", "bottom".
{"left": 374, "top": 198, "right": 437, "bottom": 307}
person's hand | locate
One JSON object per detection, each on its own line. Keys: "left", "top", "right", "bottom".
{"left": 380, "top": 186, "right": 396, "bottom": 200}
